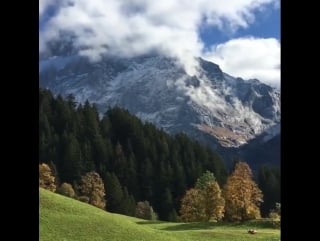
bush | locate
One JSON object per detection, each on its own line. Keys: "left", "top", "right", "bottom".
{"left": 247, "top": 218, "right": 280, "bottom": 229}
{"left": 150, "top": 208, "right": 158, "bottom": 221}
{"left": 135, "top": 201, "right": 158, "bottom": 220}
{"left": 57, "top": 183, "right": 76, "bottom": 198}
{"left": 271, "top": 219, "right": 281, "bottom": 229}
{"left": 269, "top": 202, "right": 281, "bottom": 219}
{"left": 268, "top": 202, "right": 281, "bottom": 228}
{"left": 78, "top": 196, "right": 90, "bottom": 203}
{"left": 269, "top": 211, "right": 280, "bottom": 219}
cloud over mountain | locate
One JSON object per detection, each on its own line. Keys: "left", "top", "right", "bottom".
{"left": 203, "top": 37, "right": 280, "bottom": 88}
{"left": 39, "top": 0, "right": 279, "bottom": 83}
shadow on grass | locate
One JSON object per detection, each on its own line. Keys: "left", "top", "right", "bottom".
{"left": 162, "top": 222, "right": 213, "bottom": 231}
{"left": 160, "top": 222, "right": 244, "bottom": 231}
{"left": 136, "top": 220, "right": 166, "bottom": 225}
{"left": 246, "top": 219, "right": 281, "bottom": 229}
{"left": 136, "top": 219, "right": 280, "bottom": 231}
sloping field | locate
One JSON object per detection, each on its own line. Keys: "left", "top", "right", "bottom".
{"left": 40, "top": 188, "right": 280, "bottom": 241}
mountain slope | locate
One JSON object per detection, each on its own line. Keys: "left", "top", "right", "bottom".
{"left": 39, "top": 54, "right": 280, "bottom": 167}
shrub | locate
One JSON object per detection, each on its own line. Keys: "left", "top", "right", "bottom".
{"left": 135, "top": 201, "right": 158, "bottom": 220}
{"left": 78, "top": 196, "right": 90, "bottom": 203}
{"left": 57, "top": 183, "right": 76, "bottom": 198}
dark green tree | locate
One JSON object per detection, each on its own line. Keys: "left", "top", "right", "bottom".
{"left": 39, "top": 88, "right": 229, "bottom": 221}
{"left": 105, "top": 172, "right": 124, "bottom": 213}
{"left": 120, "top": 187, "right": 136, "bottom": 216}
{"left": 258, "top": 166, "right": 280, "bottom": 217}
{"left": 195, "top": 170, "right": 216, "bottom": 190}
{"left": 60, "top": 133, "right": 82, "bottom": 183}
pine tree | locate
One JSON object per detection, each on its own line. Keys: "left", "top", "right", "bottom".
{"left": 105, "top": 172, "right": 124, "bottom": 213}
{"left": 92, "top": 135, "right": 108, "bottom": 173}
{"left": 60, "top": 133, "right": 82, "bottom": 183}
{"left": 258, "top": 166, "right": 280, "bottom": 217}
{"left": 82, "top": 100, "right": 100, "bottom": 139}
{"left": 120, "top": 187, "right": 136, "bottom": 216}
{"left": 160, "top": 188, "right": 174, "bottom": 221}
{"left": 125, "top": 153, "right": 138, "bottom": 198}
{"left": 139, "top": 158, "right": 153, "bottom": 201}
{"left": 113, "top": 142, "right": 127, "bottom": 182}
{"left": 223, "top": 162, "right": 263, "bottom": 221}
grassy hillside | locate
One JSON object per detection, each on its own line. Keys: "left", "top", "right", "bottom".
{"left": 40, "top": 188, "right": 280, "bottom": 241}
{"left": 40, "top": 188, "right": 177, "bottom": 241}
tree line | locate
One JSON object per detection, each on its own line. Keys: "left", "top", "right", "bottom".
{"left": 40, "top": 161, "right": 277, "bottom": 222}
{"left": 39, "top": 88, "right": 280, "bottom": 220}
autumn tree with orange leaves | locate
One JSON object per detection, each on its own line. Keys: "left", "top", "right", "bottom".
{"left": 223, "top": 162, "right": 263, "bottom": 222}
{"left": 78, "top": 171, "right": 106, "bottom": 209}
{"left": 180, "top": 188, "right": 205, "bottom": 222}
{"left": 39, "top": 163, "right": 56, "bottom": 192}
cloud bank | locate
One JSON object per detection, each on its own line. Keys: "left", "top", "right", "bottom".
{"left": 39, "top": 0, "right": 279, "bottom": 84}
{"left": 203, "top": 37, "right": 280, "bottom": 88}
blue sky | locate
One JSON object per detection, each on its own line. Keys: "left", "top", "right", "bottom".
{"left": 200, "top": 7, "right": 280, "bottom": 48}
{"left": 39, "top": 0, "right": 280, "bottom": 87}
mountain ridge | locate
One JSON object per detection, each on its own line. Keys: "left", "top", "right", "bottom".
{"left": 39, "top": 54, "right": 280, "bottom": 167}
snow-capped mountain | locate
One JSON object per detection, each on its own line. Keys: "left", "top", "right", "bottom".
{"left": 39, "top": 54, "right": 280, "bottom": 160}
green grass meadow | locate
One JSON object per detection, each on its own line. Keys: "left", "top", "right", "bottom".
{"left": 40, "top": 188, "right": 280, "bottom": 241}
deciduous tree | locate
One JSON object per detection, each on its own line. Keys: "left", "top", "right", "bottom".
{"left": 223, "top": 162, "right": 263, "bottom": 221}
{"left": 78, "top": 171, "right": 106, "bottom": 209}
{"left": 202, "top": 182, "right": 225, "bottom": 221}
{"left": 39, "top": 163, "right": 56, "bottom": 192}
{"left": 180, "top": 188, "right": 205, "bottom": 222}
{"left": 180, "top": 171, "right": 225, "bottom": 222}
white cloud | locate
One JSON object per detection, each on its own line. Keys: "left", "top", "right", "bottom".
{"left": 39, "top": 0, "right": 279, "bottom": 79}
{"left": 39, "top": 0, "right": 63, "bottom": 17}
{"left": 202, "top": 37, "right": 280, "bottom": 88}
{"left": 39, "top": 0, "right": 52, "bottom": 16}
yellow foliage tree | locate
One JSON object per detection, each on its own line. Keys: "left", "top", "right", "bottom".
{"left": 203, "top": 182, "right": 225, "bottom": 221}
{"left": 223, "top": 162, "right": 263, "bottom": 221}
{"left": 78, "top": 171, "right": 106, "bottom": 209}
{"left": 180, "top": 171, "right": 225, "bottom": 222}
{"left": 180, "top": 188, "right": 205, "bottom": 222}
{"left": 39, "top": 163, "right": 56, "bottom": 192}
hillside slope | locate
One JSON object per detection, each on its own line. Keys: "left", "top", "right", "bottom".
{"left": 40, "top": 188, "right": 177, "bottom": 241}
{"left": 40, "top": 188, "right": 280, "bottom": 241}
